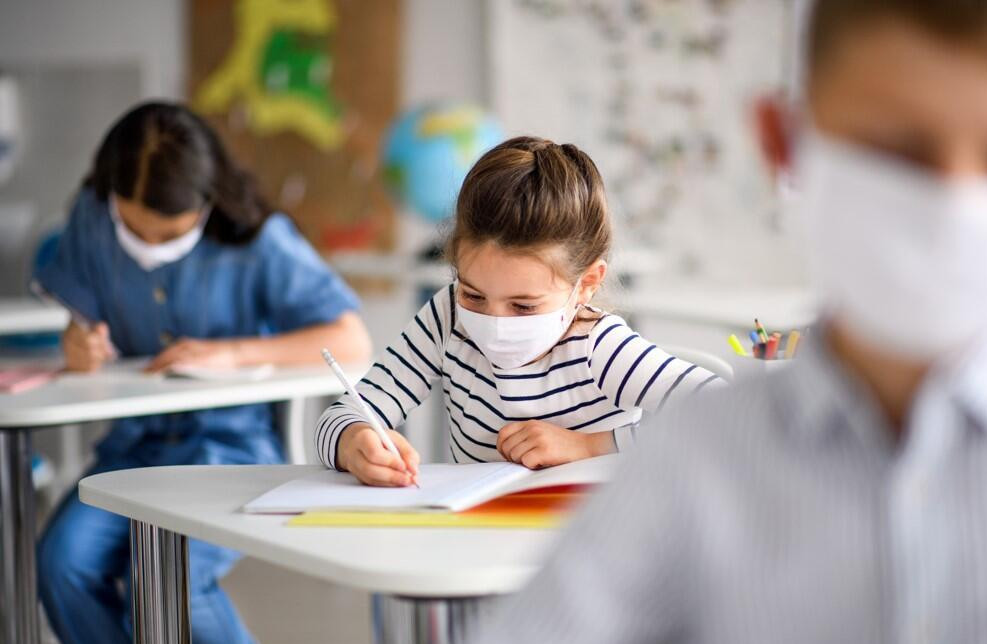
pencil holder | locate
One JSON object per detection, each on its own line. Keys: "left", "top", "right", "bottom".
{"left": 728, "top": 354, "right": 793, "bottom": 379}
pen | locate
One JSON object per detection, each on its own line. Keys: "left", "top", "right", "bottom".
{"left": 728, "top": 334, "right": 748, "bottom": 357}
{"left": 30, "top": 279, "right": 118, "bottom": 358}
{"left": 30, "top": 279, "right": 93, "bottom": 330}
{"left": 320, "top": 348, "right": 419, "bottom": 487}
{"left": 749, "top": 331, "right": 760, "bottom": 346}
{"left": 786, "top": 330, "right": 801, "bottom": 359}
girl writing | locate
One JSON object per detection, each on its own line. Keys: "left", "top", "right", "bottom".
{"left": 35, "top": 102, "right": 370, "bottom": 644}
{"left": 316, "top": 136, "right": 721, "bottom": 486}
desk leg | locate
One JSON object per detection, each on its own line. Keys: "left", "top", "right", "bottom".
{"left": 279, "top": 396, "right": 308, "bottom": 465}
{"left": 130, "top": 521, "right": 191, "bottom": 644}
{"left": 372, "top": 594, "right": 500, "bottom": 644}
{"left": 0, "top": 428, "right": 40, "bottom": 644}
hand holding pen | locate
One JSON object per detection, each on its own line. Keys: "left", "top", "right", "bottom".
{"left": 63, "top": 320, "right": 117, "bottom": 372}
{"left": 321, "top": 349, "right": 421, "bottom": 488}
{"left": 31, "top": 280, "right": 118, "bottom": 371}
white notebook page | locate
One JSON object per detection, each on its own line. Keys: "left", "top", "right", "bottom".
{"left": 242, "top": 455, "right": 620, "bottom": 514}
{"left": 242, "top": 462, "right": 530, "bottom": 513}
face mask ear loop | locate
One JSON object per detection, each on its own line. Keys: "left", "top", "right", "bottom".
{"left": 570, "top": 278, "right": 588, "bottom": 313}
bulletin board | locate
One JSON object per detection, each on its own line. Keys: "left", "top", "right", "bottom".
{"left": 188, "top": 0, "right": 401, "bottom": 254}
{"left": 489, "top": 0, "right": 804, "bottom": 285}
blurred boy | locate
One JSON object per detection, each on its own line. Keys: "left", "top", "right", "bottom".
{"left": 473, "top": 1, "right": 987, "bottom": 642}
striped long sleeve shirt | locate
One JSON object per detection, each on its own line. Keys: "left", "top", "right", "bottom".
{"left": 315, "top": 283, "right": 721, "bottom": 468}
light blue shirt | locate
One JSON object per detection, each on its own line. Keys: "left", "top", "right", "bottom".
{"left": 35, "top": 188, "right": 360, "bottom": 463}
{"left": 474, "top": 332, "right": 987, "bottom": 644}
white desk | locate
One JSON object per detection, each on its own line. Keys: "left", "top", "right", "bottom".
{"left": 617, "top": 284, "right": 817, "bottom": 332}
{"left": 0, "top": 297, "right": 68, "bottom": 335}
{"left": 0, "top": 362, "right": 354, "bottom": 644}
{"left": 80, "top": 464, "right": 566, "bottom": 644}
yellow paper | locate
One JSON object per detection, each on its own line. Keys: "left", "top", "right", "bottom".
{"left": 287, "top": 511, "right": 564, "bottom": 529}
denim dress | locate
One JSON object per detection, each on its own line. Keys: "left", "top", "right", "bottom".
{"left": 33, "top": 188, "right": 360, "bottom": 644}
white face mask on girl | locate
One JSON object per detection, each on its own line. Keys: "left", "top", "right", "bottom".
{"left": 109, "top": 195, "right": 208, "bottom": 272}
{"left": 797, "top": 129, "right": 987, "bottom": 360}
{"left": 456, "top": 282, "right": 581, "bottom": 370}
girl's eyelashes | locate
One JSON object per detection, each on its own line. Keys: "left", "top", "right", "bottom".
{"left": 457, "top": 288, "right": 540, "bottom": 313}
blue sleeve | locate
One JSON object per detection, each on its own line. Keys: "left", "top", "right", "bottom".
{"left": 257, "top": 214, "right": 361, "bottom": 332}
{"left": 32, "top": 189, "right": 107, "bottom": 323}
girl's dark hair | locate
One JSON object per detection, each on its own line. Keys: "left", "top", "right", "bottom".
{"left": 85, "top": 101, "right": 271, "bottom": 244}
{"left": 447, "top": 136, "right": 612, "bottom": 284}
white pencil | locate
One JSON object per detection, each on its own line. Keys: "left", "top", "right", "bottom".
{"left": 320, "top": 348, "right": 419, "bottom": 487}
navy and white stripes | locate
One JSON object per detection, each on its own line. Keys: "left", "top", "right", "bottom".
{"left": 316, "top": 284, "right": 721, "bottom": 468}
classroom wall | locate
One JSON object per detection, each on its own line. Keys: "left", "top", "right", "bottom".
{"left": 0, "top": 0, "right": 488, "bottom": 468}
{"left": 0, "top": 0, "right": 488, "bottom": 297}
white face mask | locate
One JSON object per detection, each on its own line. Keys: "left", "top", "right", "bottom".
{"left": 109, "top": 195, "right": 208, "bottom": 271}
{"left": 797, "top": 130, "right": 987, "bottom": 360}
{"left": 456, "top": 282, "right": 581, "bottom": 370}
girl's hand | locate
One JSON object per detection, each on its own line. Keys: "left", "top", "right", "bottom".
{"left": 145, "top": 338, "right": 240, "bottom": 373}
{"left": 497, "top": 420, "right": 615, "bottom": 469}
{"left": 63, "top": 321, "right": 116, "bottom": 372}
{"left": 337, "top": 423, "right": 421, "bottom": 487}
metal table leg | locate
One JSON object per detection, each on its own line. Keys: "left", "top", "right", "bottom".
{"left": 372, "top": 594, "right": 501, "bottom": 644}
{"left": 0, "top": 428, "right": 40, "bottom": 644}
{"left": 278, "top": 396, "right": 308, "bottom": 465}
{"left": 130, "top": 520, "right": 191, "bottom": 644}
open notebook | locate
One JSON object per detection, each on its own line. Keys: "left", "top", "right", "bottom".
{"left": 243, "top": 454, "right": 619, "bottom": 514}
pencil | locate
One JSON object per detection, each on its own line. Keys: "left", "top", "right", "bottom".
{"left": 321, "top": 348, "right": 419, "bottom": 487}
{"left": 755, "top": 318, "right": 769, "bottom": 343}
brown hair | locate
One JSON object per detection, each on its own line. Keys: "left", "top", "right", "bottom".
{"left": 808, "top": 0, "right": 987, "bottom": 75}
{"left": 447, "top": 136, "right": 611, "bottom": 285}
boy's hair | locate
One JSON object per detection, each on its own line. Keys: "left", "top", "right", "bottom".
{"left": 809, "top": 0, "right": 987, "bottom": 74}
{"left": 448, "top": 136, "right": 611, "bottom": 284}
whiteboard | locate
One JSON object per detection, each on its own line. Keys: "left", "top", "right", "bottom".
{"left": 489, "top": 0, "right": 807, "bottom": 285}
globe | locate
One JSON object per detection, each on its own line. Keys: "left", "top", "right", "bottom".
{"left": 382, "top": 104, "right": 504, "bottom": 222}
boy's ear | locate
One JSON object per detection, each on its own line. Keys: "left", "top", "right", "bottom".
{"left": 578, "top": 259, "right": 607, "bottom": 304}
{"left": 753, "top": 94, "right": 795, "bottom": 177}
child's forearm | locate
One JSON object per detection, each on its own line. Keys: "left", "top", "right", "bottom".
{"left": 233, "top": 312, "right": 372, "bottom": 366}
{"left": 587, "top": 430, "right": 618, "bottom": 457}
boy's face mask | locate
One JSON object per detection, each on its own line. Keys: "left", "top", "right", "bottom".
{"left": 109, "top": 195, "right": 208, "bottom": 272}
{"left": 456, "top": 282, "right": 581, "bottom": 370}
{"left": 796, "top": 129, "right": 987, "bottom": 361}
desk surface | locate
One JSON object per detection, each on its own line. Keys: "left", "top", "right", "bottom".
{"left": 0, "top": 298, "right": 69, "bottom": 335}
{"left": 80, "top": 464, "right": 560, "bottom": 597}
{"left": 0, "top": 361, "right": 354, "bottom": 429}
{"left": 617, "top": 284, "right": 817, "bottom": 331}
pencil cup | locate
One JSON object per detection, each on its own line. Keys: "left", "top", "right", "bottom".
{"left": 728, "top": 354, "right": 793, "bottom": 379}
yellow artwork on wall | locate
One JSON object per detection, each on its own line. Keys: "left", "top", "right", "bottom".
{"left": 194, "top": 0, "right": 343, "bottom": 149}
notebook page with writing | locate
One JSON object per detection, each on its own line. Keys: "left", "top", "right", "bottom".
{"left": 242, "top": 462, "right": 530, "bottom": 514}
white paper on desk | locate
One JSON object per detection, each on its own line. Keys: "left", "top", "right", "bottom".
{"left": 165, "top": 364, "right": 275, "bottom": 381}
{"left": 241, "top": 455, "right": 620, "bottom": 514}
{"left": 242, "top": 463, "right": 529, "bottom": 514}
